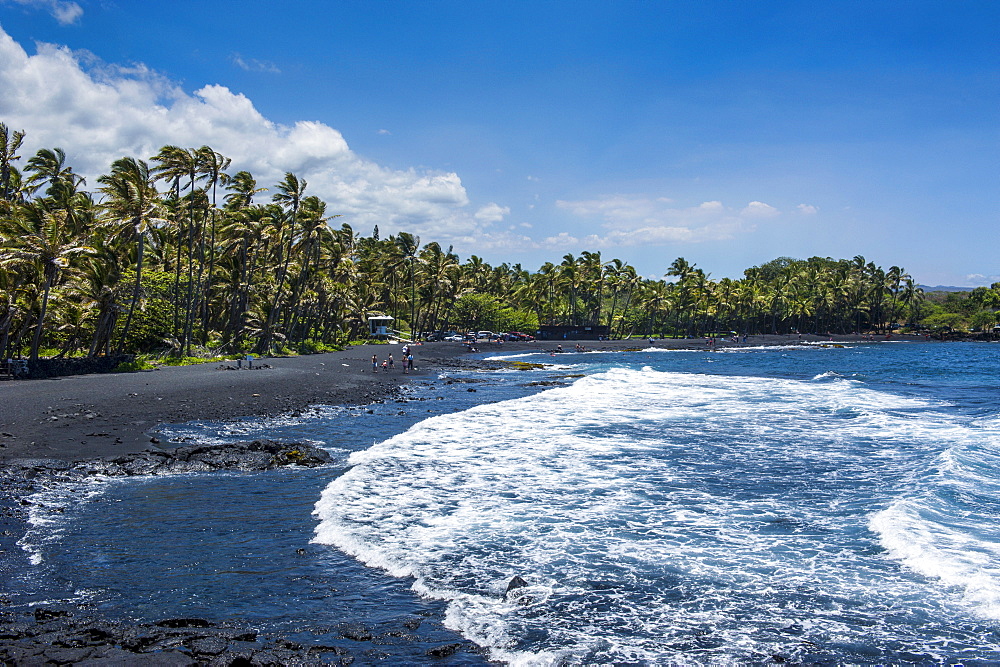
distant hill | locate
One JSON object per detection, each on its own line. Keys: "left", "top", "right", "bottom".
{"left": 918, "top": 285, "right": 975, "bottom": 293}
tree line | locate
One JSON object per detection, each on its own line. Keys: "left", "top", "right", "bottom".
{"left": 1, "top": 122, "right": 936, "bottom": 361}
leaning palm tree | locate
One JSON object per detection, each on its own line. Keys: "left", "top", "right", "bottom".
{"left": 257, "top": 172, "right": 306, "bottom": 353}
{"left": 152, "top": 145, "right": 202, "bottom": 348}
{"left": 0, "top": 204, "right": 94, "bottom": 359}
{"left": 24, "top": 148, "right": 85, "bottom": 201}
{"left": 97, "top": 157, "right": 165, "bottom": 353}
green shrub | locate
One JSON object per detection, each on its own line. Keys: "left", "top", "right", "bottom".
{"left": 113, "top": 357, "right": 157, "bottom": 372}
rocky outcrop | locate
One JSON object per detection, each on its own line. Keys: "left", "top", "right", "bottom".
{"left": 72, "top": 439, "right": 333, "bottom": 477}
{"left": 0, "top": 608, "right": 355, "bottom": 666}
{"left": 15, "top": 354, "right": 135, "bottom": 380}
{"left": 5, "top": 439, "right": 332, "bottom": 481}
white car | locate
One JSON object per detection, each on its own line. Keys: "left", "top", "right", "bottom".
{"left": 444, "top": 334, "right": 464, "bottom": 341}
{"left": 476, "top": 331, "right": 494, "bottom": 340}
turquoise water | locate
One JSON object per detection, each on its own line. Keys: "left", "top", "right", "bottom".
{"left": 14, "top": 342, "right": 1000, "bottom": 664}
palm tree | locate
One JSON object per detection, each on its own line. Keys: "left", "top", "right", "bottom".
{"left": 97, "top": 156, "right": 165, "bottom": 353}
{"left": 152, "top": 145, "right": 200, "bottom": 345}
{"left": 0, "top": 204, "right": 94, "bottom": 359}
{"left": 195, "top": 146, "right": 231, "bottom": 340}
{"left": 394, "top": 232, "right": 421, "bottom": 336}
{"left": 258, "top": 172, "right": 306, "bottom": 353}
{"left": 0, "top": 122, "right": 25, "bottom": 203}
{"left": 24, "top": 148, "right": 85, "bottom": 201}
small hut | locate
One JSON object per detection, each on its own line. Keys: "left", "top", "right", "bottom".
{"left": 368, "top": 315, "right": 394, "bottom": 338}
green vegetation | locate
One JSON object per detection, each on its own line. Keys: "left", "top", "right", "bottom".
{"left": 111, "top": 357, "right": 156, "bottom": 372}
{"left": 5, "top": 122, "right": 984, "bottom": 364}
{"left": 505, "top": 361, "right": 548, "bottom": 371}
{"left": 918, "top": 286, "right": 1000, "bottom": 335}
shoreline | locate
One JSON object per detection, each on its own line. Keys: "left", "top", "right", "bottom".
{"left": 0, "top": 333, "right": 906, "bottom": 464}
{"left": 0, "top": 333, "right": 935, "bottom": 663}
{"left": 0, "top": 332, "right": 933, "bottom": 465}
{"left": 0, "top": 342, "right": 483, "bottom": 463}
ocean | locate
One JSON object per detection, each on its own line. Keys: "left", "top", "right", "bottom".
{"left": 9, "top": 341, "right": 1000, "bottom": 664}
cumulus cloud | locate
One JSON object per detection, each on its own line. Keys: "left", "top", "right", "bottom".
{"left": 0, "top": 26, "right": 499, "bottom": 244}
{"left": 474, "top": 202, "right": 510, "bottom": 224}
{"left": 551, "top": 195, "right": 778, "bottom": 249}
{"left": 5, "top": 0, "right": 82, "bottom": 25}
{"left": 797, "top": 203, "right": 819, "bottom": 215}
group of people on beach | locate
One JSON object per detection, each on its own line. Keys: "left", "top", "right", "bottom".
{"left": 372, "top": 346, "right": 414, "bottom": 373}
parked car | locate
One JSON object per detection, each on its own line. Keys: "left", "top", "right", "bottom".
{"left": 508, "top": 331, "right": 535, "bottom": 341}
{"left": 443, "top": 334, "right": 464, "bottom": 341}
{"left": 424, "top": 330, "right": 458, "bottom": 341}
{"left": 476, "top": 331, "right": 494, "bottom": 340}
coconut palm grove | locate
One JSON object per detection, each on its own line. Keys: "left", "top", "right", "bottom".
{"left": 0, "top": 123, "right": 994, "bottom": 363}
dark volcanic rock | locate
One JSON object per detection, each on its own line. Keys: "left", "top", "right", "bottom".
{"left": 66, "top": 439, "right": 333, "bottom": 478}
{"left": 426, "top": 642, "right": 462, "bottom": 658}
{"left": 339, "top": 622, "right": 374, "bottom": 641}
{"left": 0, "top": 612, "right": 337, "bottom": 665}
{"left": 505, "top": 575, "right": 529, "bottom": 596}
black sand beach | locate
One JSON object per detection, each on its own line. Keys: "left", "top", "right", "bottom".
{"left": 0, "top": 334, "right": 915, "bottom": 664}
{"left": 0, "top": 334, "right": 900, "bottom": 464}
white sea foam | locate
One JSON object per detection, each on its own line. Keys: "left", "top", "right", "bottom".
{"left": 870, "top": 498, "right": 1000, "bottom": 618}
{"left": 313, "top": 364, "right": 1000, "bottom": 662}
{"left": 19, "top": 477, "right": 113, "bottom": 565}
{"left": 484, "top": 352, "right": 545, "bottom": 361}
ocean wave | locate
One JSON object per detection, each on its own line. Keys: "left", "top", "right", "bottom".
{"left": 313, "top": 363, "right": 998, "bottom": 662}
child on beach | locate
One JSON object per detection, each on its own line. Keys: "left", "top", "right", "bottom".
{"left": 388, "top": 354, "right": 394, "bottom": 370}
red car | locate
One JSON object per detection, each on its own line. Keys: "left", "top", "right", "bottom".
{"left": 507, "top": 332, "right": 535, "bottom": 341}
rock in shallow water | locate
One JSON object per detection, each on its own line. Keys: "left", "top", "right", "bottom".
{"left": 68, "top": 439, "right": 333, "bottom": 477}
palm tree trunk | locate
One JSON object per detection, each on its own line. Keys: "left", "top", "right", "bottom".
{"left": 29, "top": 273, "right": 54, "bottom": 361}
{"left": 116, "top": 235, "right": 144, "bottom": 354}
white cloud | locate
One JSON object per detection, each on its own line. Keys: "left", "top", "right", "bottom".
{"left": 964, "top": 273, "right": 1000, "bottom": 286}
{"left": 797, "top": 203, "right": 819, "bottom": 215}
{"left": 231, "top": 53, "right": 281, "bottom": 74}
{"left": 5, "top": 0, "right": 82, "bottom": 25}
{"left": 474, "top": 202, "right": 510, "bottom": 224}
{"left": 377, "top": 128, "right": 391, "bottom": 135}
{"left": 551, "top": 195, "right": 778, "bottom": 249}
{"left": 740, "top": 201, "right": 780, "bottom": 218}
{"left": 0, "top": 26, "right": 496, "bottom": 244}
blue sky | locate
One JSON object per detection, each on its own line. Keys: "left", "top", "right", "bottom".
{"left": 0, "top": 1, "right": 997, "bottom": 286}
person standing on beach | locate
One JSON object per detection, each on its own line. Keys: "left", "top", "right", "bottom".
{"left": 388, "top": 354, "right": 394, "bottom": 370}
{"left": 372, "top": 354, "right": 378, "bottom": 372}
{"left": 407, "top": 353, "right": 414, "bottom": 371}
